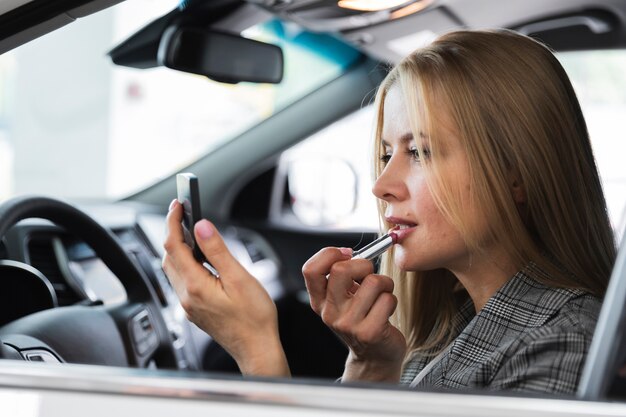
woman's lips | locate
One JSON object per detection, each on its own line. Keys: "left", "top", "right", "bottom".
{"left": 390, "top": 224, "right": 417, "bottom": 242}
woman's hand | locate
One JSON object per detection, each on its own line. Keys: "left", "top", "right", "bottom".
{"left": 302, "top": 248, "right": 407, "bottom": 383}
{"left": 162, "top": 200, "right": 290, "bottom": 377}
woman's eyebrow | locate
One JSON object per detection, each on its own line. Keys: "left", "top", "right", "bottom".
{"left": 381, "top": 133, "right": 415, "bottom": 147}
{"left": 401, "top": 133, "right": 414, "bottom": 144}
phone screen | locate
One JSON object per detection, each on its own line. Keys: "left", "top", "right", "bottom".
{"left": 176, "top": 173, "right": 219, "bottom": 276}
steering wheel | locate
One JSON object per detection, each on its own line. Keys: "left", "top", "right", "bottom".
{"left": 0, "top": 196, "right": 179, "bottom": 368}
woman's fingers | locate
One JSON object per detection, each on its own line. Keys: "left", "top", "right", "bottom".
{"left": 193, "top": 219, "right": 247, "bottom": 285}
{"left": 163, "top": 201, "right": 215, "bottom": 292}
{"left": 330, "top": 274, "right": 395, "bottom": 342}
{"left": 325, "top": 259, "right": 374, "bottom": 308}
{"left": 163, "top": 200, "right": 188, "bottom": 258}
{"left": 300, "top": 243, "right": 405, "bottom": 381}
{"left": 164, "top": 201, "right": 246, "bottom": 292}
{"left": 358, "top": 291, "right": 398, "bottom": 336}
{"left": 301, "top": 247, "right": 352, "bottom": 314}
{"left": 343, "top": 274, "right": 394, "bottom": 322}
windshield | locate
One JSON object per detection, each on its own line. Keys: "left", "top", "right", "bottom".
{"left": 0, "top": 0, "right": 360, "bottom": 201}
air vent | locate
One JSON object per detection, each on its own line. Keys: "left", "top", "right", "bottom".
{"left": 27, "top": 237, "right": 80, "bottom": 306}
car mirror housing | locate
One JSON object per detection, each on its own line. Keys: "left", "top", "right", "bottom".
{"left": 157, "top": 25, "right": 284, "bottom": 84}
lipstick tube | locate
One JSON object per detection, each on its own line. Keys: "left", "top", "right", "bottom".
{"left": 352, "top": 232, "right": 398, "bottom": 261}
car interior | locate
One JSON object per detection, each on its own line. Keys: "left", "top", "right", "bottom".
{"left": 1, "top": 0, "right": 626, "bottom": 406}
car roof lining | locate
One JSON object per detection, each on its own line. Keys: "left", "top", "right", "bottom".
{"left": 0, "top": 0, "right": 123, "bottom": 55}
{"left": 0, "top": 0, "right": 36, "bottom": 15}
{"left": 343, "top": 0, "right": 626, "bottom": 63}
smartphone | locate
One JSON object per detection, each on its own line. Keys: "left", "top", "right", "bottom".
{"left": 176, "top": 173, "right": 219, "bottom": 276}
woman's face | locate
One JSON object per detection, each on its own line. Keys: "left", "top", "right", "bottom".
{"left": 372, "top": 84, "right": 486, "bottom": 273}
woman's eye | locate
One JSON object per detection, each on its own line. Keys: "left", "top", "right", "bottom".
{"left": 380, "top": 153, "right": 392, "bottom": 164}
{"left": 408, "top": 147, "right": 430, "bottom": 162}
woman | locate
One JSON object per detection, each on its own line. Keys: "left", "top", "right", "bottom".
{"left": 162, "top": 29, "right": 616, "bottom": 394}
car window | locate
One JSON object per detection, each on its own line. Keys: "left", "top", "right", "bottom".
{"left": 281, "top": 105, "right": 378, "bottom": 230}
{"left": 558, "top": 50, "right": 626, "bottom": 241}
{"left": 284, "top": 49, "right": 626, "bottom": 239}
{"left": 0, "top": 0, "right": 359, "bottom": 201}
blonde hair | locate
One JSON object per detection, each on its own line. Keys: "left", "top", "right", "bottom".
{"left": 373, "top": 29, "right": 616, "bottom": 356}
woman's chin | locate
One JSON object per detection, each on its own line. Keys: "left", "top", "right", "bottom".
{"left": 393, "top": 251, "right": 418, "bottom": 272}
{"left": 393, "top": 249, "right": 437, "bottom": 272}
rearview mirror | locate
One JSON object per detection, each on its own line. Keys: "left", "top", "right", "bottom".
{"left": 158, "top": 25, "right": 284, "bottom": 84}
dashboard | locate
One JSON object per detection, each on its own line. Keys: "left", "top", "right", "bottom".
{"left": 0, "top": 201, "right": 283, "bottom": 370}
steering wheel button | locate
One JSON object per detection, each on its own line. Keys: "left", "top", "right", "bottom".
{"left": 137, "top": 340, "right": 149, "bottom": 356}
{"left": 140, "top": 316, "right": 152, "bottom": 331}
{"left": 132, "top": 321, "right": 143, "bottom": 339}
{"left": 131, "top": 310, "right": 156, "bottom": 345}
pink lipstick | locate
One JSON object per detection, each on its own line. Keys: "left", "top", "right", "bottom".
{"left": 352, "top": 231, "right": 398, "bottom": 260}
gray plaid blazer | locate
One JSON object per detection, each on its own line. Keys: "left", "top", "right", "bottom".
{"left": 400, "top": 264, "right": 601, "bottom": 394}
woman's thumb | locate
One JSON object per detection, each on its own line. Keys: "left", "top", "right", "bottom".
{"left": 194, "top": 220, "right": 240, "bottom": 278}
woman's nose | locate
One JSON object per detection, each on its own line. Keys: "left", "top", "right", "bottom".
{"left": 372, "top": 156, "right": 407, "bottom": 202}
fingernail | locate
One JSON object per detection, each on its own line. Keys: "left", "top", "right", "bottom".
{"left": 196, "top": 220, "right": 214, "bottom": 240}
{"left": 339, "top": 247, "right": 353, "bottom": 257}
{"left": 169, "top": 199, "right": 178, "bottom": 211}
